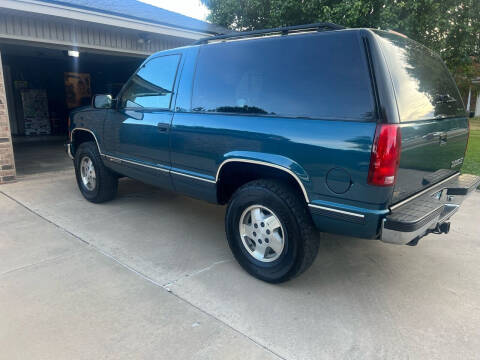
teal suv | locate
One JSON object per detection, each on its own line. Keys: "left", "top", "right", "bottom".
{"left": 66, "top": 23, "right": 480, "bottom": 282}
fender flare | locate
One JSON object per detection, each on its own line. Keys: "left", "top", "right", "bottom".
{"left": 71, "top": 128, "right": 102, "bottom": 155}
{"left": 216, "top": 152, "right": 311, "bottom": 203}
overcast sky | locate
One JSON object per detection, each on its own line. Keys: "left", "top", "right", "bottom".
{"left": 138, "top": 0, "right": 210, "bottom": 21}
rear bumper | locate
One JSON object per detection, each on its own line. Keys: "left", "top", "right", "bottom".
{"left": 65, "top": 142, "right": 74, "bottom": 160}
{"left": 381, "top": 173, "right": 480, "bottom": 245}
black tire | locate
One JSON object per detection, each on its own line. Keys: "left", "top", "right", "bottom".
{"left": 74, "top": 141, "right": 118, "bottom": 203}
{"left": 225, "top": 179, "right": 319, "bottom": 283}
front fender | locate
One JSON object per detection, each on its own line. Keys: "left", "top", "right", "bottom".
{"left": 70, "top": 108, "right": 107, "bottom": 153}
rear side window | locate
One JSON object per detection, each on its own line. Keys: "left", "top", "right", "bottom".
{"left": 192, "top": 32, "right": 375, "bottom": 121}
{"left": 374, "top": 31, "right": 465, "bottom": 122}
{"left": 120, "top": 54, "right": 180, "bottom": 110}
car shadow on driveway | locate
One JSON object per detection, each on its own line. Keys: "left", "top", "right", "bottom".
{"left": 112, "top": 178, "right": 420, "bottom": 293}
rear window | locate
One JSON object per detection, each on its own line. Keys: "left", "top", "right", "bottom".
{"left": 192, "top": 31, "right": 375, "bottom": 121}
{"left": 374, "top": 31, "right": 465, "bottom": 122}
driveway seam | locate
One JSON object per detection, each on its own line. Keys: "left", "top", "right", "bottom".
{"left": 0, "top": 191, "right": 90, "bottom": 246}
{"left": 0, "top": 190, "right": 286, "bottom": 360}
{"left": 165, "top": 288, "right": 287, "bottom": 360}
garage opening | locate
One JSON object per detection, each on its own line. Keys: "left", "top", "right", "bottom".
{"left": 0, "top": 42, "right": 144, "bottom": 177}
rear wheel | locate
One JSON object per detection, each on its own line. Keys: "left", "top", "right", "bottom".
{"left": 225, "top": 179, "right": 319, "bottom": 283}
{"left": 74, "top": 142, "right": 118, "bottom": 203}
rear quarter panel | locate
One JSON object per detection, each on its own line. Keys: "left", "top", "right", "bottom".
{"left": 170, "top": 113, "right": 388, "bottom": 207}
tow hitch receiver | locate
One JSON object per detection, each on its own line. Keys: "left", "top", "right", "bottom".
{"left": 434, "top": 222, "right": 450, "bottom": 234}
{"left": 406, "top": 221, "right": 451, "bottom": 246}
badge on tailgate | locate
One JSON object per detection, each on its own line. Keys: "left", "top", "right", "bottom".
{"left": 451, "top": 157, "right": 463, "bottom": 168}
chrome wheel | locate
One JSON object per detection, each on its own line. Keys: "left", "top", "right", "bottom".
{"left": 239, "top": 205, "right": 285, "bottom": 262}
{"left": 80, "top": 156, "right": 96, "bottom": 191}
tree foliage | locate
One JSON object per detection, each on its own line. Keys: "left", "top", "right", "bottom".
{"left": 202, "top": 0, "right": 480, "bottom": 90}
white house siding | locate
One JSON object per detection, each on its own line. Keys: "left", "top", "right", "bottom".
{"left": 0, "top": 10, "right": 191, "bottom": 56}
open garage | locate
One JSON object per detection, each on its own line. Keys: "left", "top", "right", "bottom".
{"left": 0, "top": 0, "right": 223, "bottom": 183}
{"left": 2, "top": 42, "right": 142, "bottom": 175}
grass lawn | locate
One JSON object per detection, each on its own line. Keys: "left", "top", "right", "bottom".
{"left": 462, "top": 117, "right": 480, "bottom": 176}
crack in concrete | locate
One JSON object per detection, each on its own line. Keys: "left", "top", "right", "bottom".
{"left": 162, "top": 259, "right": 232, "bottom": 289}
{"left": 0, "top": 251, "right": 81, "bottom": 279}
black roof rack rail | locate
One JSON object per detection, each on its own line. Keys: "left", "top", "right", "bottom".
{"left": 194, "top": 22, "right": 345, "bottom": 45}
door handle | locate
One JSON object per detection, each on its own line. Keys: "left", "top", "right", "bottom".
{"left": 157, "top": 123, "right": 169, "bottom": 132}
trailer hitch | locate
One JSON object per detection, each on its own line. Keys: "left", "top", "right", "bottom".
{"left": 406, "top": 221, "right": 451, "bottom": 246}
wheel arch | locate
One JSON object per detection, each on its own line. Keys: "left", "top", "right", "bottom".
{"left": 216, "top": 154, "right": 311, "bottom": 205}
{"left": 71, "top": 128, "right": 102, "bottom": 156}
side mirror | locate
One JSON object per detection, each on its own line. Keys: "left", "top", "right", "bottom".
{"left": 92, "top": 94, "right": 113, "bottom": 109}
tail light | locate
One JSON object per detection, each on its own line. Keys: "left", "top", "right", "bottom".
{"left": 368, "top": 124, "right": 401, "bottom": 186}
{"left": 67, "top": 116, "right": 71, "bottom": 140}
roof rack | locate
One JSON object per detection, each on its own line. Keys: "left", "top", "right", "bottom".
{"left": 194, "top": 22, "right": 345, "bottom": 45}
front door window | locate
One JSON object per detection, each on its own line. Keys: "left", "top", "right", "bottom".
{"left": 120, "top": 54, "right": 180, "bottom": 110}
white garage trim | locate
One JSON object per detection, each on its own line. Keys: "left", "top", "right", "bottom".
{"left": 0, "top": 10, "right": 190, "bottom": 55}
{"left": 0, "top": 34, "right": 153, "bottom": 56}
{"left": 0, "top": 0, "right": 211, "bottom": 40}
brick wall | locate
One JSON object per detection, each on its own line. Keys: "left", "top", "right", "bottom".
{"left": 0, "top": 52, "right": 16, "bottom": 184}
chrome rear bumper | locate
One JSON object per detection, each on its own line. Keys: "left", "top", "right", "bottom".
{"left": 381, "top": 174, "right": 480, "bottom": 245}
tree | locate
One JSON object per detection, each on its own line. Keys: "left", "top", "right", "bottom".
{"left": 202, "top": 0, "right": 480, "bottom": 95}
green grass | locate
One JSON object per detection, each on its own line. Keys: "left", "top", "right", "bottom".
{"left": 469, "top": 116, "right": 480, "bottom": 131}
{"left": 462, "top": 117, "right": 480, "bottom": 176}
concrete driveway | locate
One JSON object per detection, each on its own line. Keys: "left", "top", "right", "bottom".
{"left": 1, "top": 168, "right": 479, "bottom": 359}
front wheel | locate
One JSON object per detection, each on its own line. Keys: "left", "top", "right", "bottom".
{"left": 74, "top": 141, "right": 118, "bottom": 203}
{"left": 225, "top": 179, "right": 319, "bottom": 283}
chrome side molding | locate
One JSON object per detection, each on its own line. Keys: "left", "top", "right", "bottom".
{"left": 71, "top": 130, "right": 312, "bottom": 201}
{"left": 308, "top": 203, "right": 365, "bottom": 218}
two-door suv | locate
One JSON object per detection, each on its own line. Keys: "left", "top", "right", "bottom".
{"left": 66, "top": 23, "right": 480, "bottom": 282}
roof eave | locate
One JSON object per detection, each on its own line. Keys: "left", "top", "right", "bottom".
{"left": 0, "top": 0, "right": 216, "bottom": 40}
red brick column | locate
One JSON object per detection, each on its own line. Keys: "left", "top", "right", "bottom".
{"left": 0, "top": 53, "right": 16, "bottom": 184}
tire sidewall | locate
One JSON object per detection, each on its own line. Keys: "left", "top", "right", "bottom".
{"left": 74, "top": 144, "right": 100, "bottom": 201}
{"left": 226, "top": 185, "right": 303, "bottom": 282}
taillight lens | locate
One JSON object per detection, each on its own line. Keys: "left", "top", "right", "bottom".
{"left": 368, "top": 124, "right": 401, "bottom": 186}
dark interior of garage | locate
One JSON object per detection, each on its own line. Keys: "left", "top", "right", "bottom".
{"left": 0, "top": 42, "right": 144, "bottom": 176}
